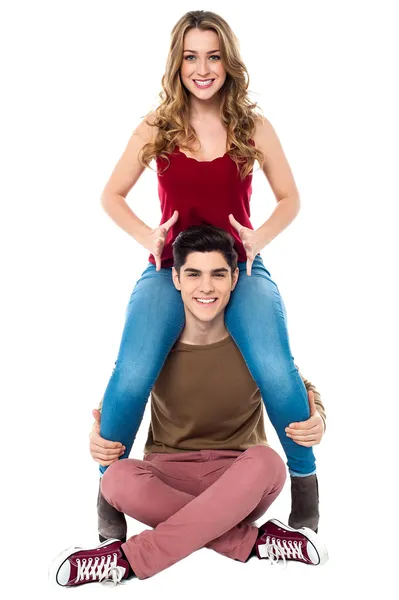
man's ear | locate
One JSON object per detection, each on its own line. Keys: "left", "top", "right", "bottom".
{"left": 231, "top": 267, "right": 239, "bottom": 291}
{"left": 172, "top": 267, "right": 181, "bottom": 291}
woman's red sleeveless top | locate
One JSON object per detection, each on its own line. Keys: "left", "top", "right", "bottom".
{"left": 150, "top": 142, "right": 255, "bottom": 268}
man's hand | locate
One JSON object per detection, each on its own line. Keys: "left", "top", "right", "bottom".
{"left": 89, "top": 409, "right": 126, "bottom": 467}
{"left": 285, "top": 390, "right": 325, "bottom": 446}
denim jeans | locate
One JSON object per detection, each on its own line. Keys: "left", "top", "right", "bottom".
{"left": 99, "top": 255, "right": 316, "bottom": 476}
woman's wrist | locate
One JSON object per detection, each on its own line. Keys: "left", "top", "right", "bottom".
{"left": 131, "top": 222, "right": 152, "bottom": 247}
{"left": 101, "top": 193, "right": 152, "bottom": 246}
{"left": 256, "top": 195, "right": 300, "bottom": 249}
{"left": 256, "top": 222, "right": 274, "bottom": 249}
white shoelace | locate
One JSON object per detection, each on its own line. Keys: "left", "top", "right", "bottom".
{"left": 76, "top": 553, "right": 125, "bottom": 585}
{"left": 261, "top": 535, "right": 305, "bottom": 568}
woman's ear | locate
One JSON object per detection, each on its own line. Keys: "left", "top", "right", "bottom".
{"left": 172, "top": 267, "right": 181, "bottom": 291}
{"left": 231, "top": 268, "right": 239, "bottom": 291}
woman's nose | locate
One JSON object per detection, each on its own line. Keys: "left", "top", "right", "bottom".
{"left": 196, "top": 60, "right": 210, "bottom": 77}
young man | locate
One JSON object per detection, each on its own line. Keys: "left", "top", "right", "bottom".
{"left": 49, "top": 226, "right": 328, "bottom": 587}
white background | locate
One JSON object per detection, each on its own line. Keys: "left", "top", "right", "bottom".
{"left": 2, "top": 0, "right": 398, "bottom": 597}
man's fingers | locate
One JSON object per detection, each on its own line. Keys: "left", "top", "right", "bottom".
{"left": 89, "top": 424, "right": 100, "bottom": 437}
{"left": 91, "top": 451, "right": 122, "bottom": 462}
{"left": 90, "top": 441, "right": 125, "bottom": 454}
{"left": 92, "top": 409, "right": 101, "bottom": 424}
{"left": 90, "top": 435, "right": 124, "bottom": 450}
{"left": 286, "top": 420, "right": 314, "bottom": 430}
{"left": 91, "top": 451, "right": 124, "bottom": 462}
{"left": 90, "top": 438, "right": 124, "bottom": 450}
{"left": 308, "top": 390, "right": 317, "bottom": 415}
{"left": 285, "top": 423, "right": 321, "bottom": 435}
{"left": 286, "top": 432, "right": 321, "bottom": 441}
{"left": 287, "top": 413, "right": 322, "bottom": 430}
{"left": 91, "top": 448, "right": 124, "bottom": 460}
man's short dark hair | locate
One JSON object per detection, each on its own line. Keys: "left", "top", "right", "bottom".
{"left": 172, "top": 225, "right": 238, "bottom": 274}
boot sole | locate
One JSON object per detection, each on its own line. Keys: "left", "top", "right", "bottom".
{"left": 48, "top": 538, "right": 121, "bottom": 585}
{"left": 268, "top": 519, "right": 329, "bottom": 566}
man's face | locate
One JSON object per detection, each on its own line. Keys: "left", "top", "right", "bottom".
{"left": 172, "top": 251, "right": 239, "bottom": 323}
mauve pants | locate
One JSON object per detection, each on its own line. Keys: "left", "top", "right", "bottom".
{"left": 101, "top": 444, "right": 286, "bottom": 579}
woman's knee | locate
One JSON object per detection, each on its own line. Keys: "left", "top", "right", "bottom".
{"left": 251, "top": 359, "right": 306, "bottom": 406}
{"left": 107, "top": 359, "right": 155, "bottom": 402}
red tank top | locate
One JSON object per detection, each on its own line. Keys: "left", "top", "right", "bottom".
{"left": 150, "top": 142, "right": 255, "bottom": 268}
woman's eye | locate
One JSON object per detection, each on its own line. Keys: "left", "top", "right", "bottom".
{"left": 184, "top": 55, "right": 220, "bottom": 61}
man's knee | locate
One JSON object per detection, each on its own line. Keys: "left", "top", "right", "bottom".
{"left": 100, "top": 459, "right": 135, "bottom": 505}
{"left": 246, "top": 444, "right": 287, "bottom": 487}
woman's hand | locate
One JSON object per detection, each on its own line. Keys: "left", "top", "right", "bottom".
{"left": 228, "top": 214, "right": 265, "bottom": 276}
{"left": 139, "top": 210, "right": 179, "bottom": 271}
{"left": 89, "top": 409, "right": 126, "bottom": 467}
{"left": 285, "top": 391, "right": 325, "bottom": 447}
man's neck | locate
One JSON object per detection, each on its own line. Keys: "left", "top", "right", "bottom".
{"left": 178, "top": 309, "right": 229, "bottom": 346}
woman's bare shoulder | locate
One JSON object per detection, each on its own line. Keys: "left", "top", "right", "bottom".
{"left": 252, "top": 115, "right": 277, "bottom": 149}
{"left": 101, "top": 111, "right": 160, "bottom": 199}
{"left": 133, "top": 110, "right": 159, "bottom": 144}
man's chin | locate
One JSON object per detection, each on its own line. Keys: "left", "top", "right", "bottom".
{"left": 190, "top": 305, "right": 225, "bottom": 323}
{"left": 192, "top": 311, "right": 219, "bottom": 323}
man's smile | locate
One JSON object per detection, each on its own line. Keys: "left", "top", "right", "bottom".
{"left": 194, "top": 297, "right": 218, "bottom": 305}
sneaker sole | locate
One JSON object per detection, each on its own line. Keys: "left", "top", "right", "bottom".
{"left": 48, "top": 538, "right": 121, "bottom": 586}
{"left": 268, "top": 519, "right": 329, "bottom": 565}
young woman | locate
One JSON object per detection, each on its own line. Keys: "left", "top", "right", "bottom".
{"left": 98, "top": 10, "right": 322, "bottom": 537}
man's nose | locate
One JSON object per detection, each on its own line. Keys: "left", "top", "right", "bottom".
{"left": 199, "top": 276, "right": 215, "bottom": 292}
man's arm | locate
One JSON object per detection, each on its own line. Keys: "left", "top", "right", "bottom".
{"left": 89, "top": 398, "right": 126, "bottom": 467}
{"left": 283, "top": 368, "right": 326, "bottom": 446}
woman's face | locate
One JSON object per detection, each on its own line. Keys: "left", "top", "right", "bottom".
{"left": 180, "top": 28, "right": 227, "bottom": 100}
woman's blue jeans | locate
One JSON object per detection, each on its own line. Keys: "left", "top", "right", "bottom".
{"left": 99, "top": 255, "right": 316, "bottom": 477}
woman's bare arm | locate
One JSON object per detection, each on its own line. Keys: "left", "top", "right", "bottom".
{"left": 100, "top": 112, "right": 157, "bottom": 245}
{"left": 253, "top": 116, "right": 301, "bottom": 246}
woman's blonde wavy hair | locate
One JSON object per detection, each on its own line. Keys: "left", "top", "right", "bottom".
{"left": 139, "top": 10, "right": 265, "bottom": 180}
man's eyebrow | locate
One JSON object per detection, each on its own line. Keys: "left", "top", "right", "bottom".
{"left": 183, "top": 49, "right": 220, "bottom": 54}
{"left": 183, "top": 267, "right": 228, "bottom": 273}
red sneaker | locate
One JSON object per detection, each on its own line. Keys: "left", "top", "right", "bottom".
{"left": 49, "top": 538, "right": 130, "bottom": 587}
{"left": 256, "top": 519, "right": 328, "bottom": 566}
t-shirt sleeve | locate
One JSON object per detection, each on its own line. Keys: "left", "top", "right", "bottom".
{"left": 297, "top": 368, "right": 326, "bottom": 432}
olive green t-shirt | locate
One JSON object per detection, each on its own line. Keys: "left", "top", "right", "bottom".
{"left": 143, "top": 334, "right": 326, "bottom": 455}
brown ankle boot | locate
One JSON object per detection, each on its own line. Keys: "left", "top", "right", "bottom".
{"left": 288, "top": 473, "right": 320, "bottom": 533}
{"left": 97, "top": 479, "right": 127, "bottom": 543}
